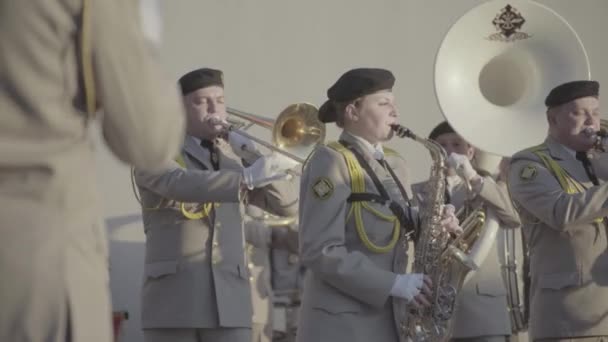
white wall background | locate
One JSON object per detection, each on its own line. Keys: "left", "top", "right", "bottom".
{"left": 96, "top": 1, "right": 608, "bottom": 341}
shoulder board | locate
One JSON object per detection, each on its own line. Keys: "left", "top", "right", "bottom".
{"left": 523, "top": 143, "right": 547, "bottom": 153}
{"left": 326, "top": 141, "right": 347, "bottom": 152}
{"left": 174, "top": 153, "right": 187, "bottom": 168}
{"left": 302, "top": 144, "right": 327, "bottom": 169}
{"left": 511, "top": 143, "right": 547, "bottom": 163}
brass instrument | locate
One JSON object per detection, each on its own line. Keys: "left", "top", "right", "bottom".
{"left": 218, "top": 103, "right": 325, "bottom": 172}
{"left": 392, "top": 124, "right": 454, "bottom": 342}
{"left": 592, "top": 120, "right": 608, "bottom": 152}
{"left": 433, "top": 0, "right": 592, "bottom": 336}
{"left": 392, "top": 124, "right": 500, "bottom": 342}
{"left": 500, "top": 224, "right": 528, "bottom": 332}
{"left": 249, "top": 211, "right": 296, "bottom": 227}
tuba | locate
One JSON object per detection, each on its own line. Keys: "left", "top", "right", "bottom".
{"left": 434, "top": 0, "right": 590, "bottom": 336}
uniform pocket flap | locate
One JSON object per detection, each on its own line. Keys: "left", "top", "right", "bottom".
{"left": 538, "top": 271, "right": 580, "bottom": 290}
{"left": 145, "top": 261, "right": 178, "bottom": 278}
{"left": 476, "top": 279, "right": 507, "bottom": 297}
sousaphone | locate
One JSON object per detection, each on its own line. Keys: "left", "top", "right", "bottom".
{"left": 435, "top": 0, "right": 590, "bottom": 158}
{"left": 434, "top": 0, "right": 590, "bottom": 334}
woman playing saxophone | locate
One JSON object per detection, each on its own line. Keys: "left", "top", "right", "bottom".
{"left": 297, "top": 68, "right": 461, "bottom": 342}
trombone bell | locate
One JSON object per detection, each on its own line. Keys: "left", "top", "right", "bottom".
{"left": 273, "top": 103, "right": 325, "bottom": 156}
{"left": 226, "top": 103, "right": 325, "bottom": 163}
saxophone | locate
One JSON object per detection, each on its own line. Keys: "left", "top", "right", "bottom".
{"left": 391, "top": 124, "right": 499, "bottom": 342}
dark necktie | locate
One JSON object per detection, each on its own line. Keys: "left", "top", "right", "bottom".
{"left": 575, "top": 151, "right": 599, "bottom": 186}
{"left": 200, "top": 139, "right": 220, "bottom": 170}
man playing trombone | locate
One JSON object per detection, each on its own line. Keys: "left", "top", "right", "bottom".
{"left": 134, "top": 68, "right": 299, "bottom": 342}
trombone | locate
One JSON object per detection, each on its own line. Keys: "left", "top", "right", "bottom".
{"left": 217, "top": 103, "right": 325, "bottom": 173}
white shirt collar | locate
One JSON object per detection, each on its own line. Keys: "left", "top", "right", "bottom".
{"left": 344, "top": 131, "right": 385, "bottom": 160}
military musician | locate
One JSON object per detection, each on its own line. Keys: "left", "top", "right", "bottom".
{"left": 134, "top": 68, "right": 299, "bottom": 342}
{"left": 296, "top": 68, "right": 461, "bottom": 342}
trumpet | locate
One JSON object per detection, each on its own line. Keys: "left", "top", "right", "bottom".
{"left": 592, "top": 128, "right": 608, "bottom": 153}
{"left": 214, "top": 103, "right": 325, "bottom": 176}
{"left": 583, "top": 121, "right": 608, "bottom": 153}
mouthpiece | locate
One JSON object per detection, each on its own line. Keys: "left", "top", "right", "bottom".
{"left": 593, "top": 128, "right": 607, "bottom": 153}
{"left": 391, "top": 124, "right": 416, "bottom": 139}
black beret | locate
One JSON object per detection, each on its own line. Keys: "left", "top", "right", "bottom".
{"left": 545, "top": 80, "right": 599, "bottom": 108}
{"left": 318, "top": 68, "right": 395, "bottom": 123}
{"left": 428, "top": 121, "right": 455, "bottom": 140}
{"left": 178, "top": 68, "right": 224, "bottom": 95}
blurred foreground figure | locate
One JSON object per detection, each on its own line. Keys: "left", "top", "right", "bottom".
{"left": 0, "top": 0, "right": 185, "bottom": 341}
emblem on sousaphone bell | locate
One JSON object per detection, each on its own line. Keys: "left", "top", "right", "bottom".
{"left": 487, "top": 4, "right": 531, "bottom": 42}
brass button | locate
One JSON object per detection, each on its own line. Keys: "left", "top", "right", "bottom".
{"left": 212, "top": 242, "right": 219, "bottom": 248}
{"left": 249, "top": 276, "right": 254, "bottom": 282}
{"left": 248, "top": 262, "right": 254, "bottom": 269}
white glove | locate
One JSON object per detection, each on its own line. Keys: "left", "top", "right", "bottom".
{"left": 390, "top": 273, "right": 424, "bottom": 302}
{"left": 242, "top": 153, "right": 294, "bottom": 189}
{"left": 440, "top": 204, "right": 462, "bottom": 234}
{"left": 228, "top": 131, "right": 259, "bottom": 163}
{"left": 447, "top": 153, "right": 477, "bottom": 181}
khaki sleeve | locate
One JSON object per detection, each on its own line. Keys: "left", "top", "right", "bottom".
{"left": 298, "top": 147, "right": 397, "bottom": 308}
{"left": 134, "top": 162, "right": 242, "bottom": 203}
{"left": 508, "top": 157, "right": 608, "bottom": 231}
{"left": 92, "top": 0, "right": 185, "bottom": 170}
{"left": 477, "top": 177, "right": 521, "bottom": 228}
{"left": 247, "top": 177, "right": 299, "bottom": 218}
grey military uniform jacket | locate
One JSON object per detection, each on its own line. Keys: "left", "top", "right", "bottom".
{"left": 134, "top": 136, "right": 298, "bottom": 329}
{"left": 508, "top": 137, "right": 608, "bottom": 340}
{"left": 412, "top": 174, "right": 520, "bottom": 338}
{"left": 0, "top": 1, "right": 184, "bottom": 341}
{"left": 297, "top": 132, "right": 415, "bottom": 342}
